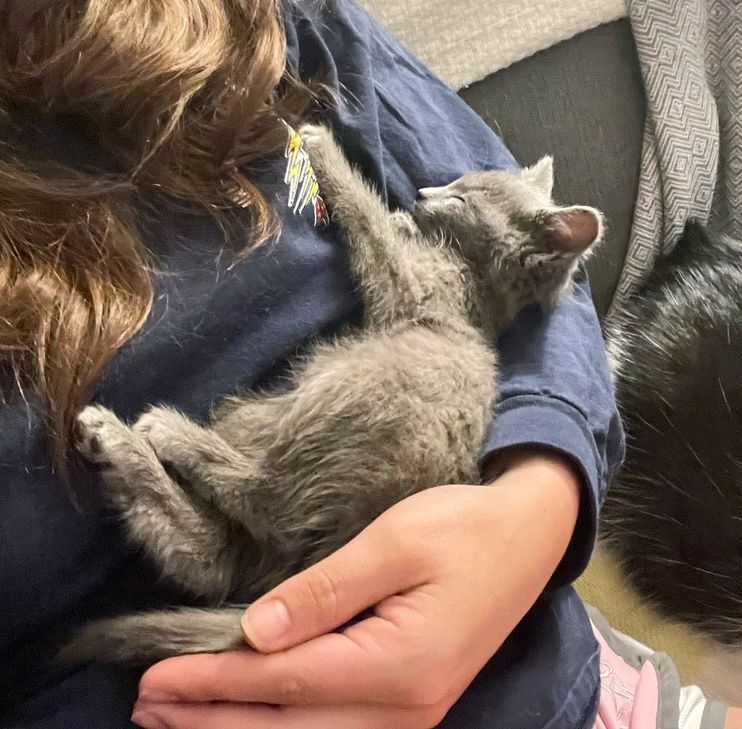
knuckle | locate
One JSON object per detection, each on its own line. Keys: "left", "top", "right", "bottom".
{"left": 274, "top": 674, "right": 306, "bottom": 704}
{"left": 302, "top": 566, "right": 342, "bottom": 620}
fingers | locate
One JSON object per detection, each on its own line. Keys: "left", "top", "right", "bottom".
{"left": 139, "top": 611, "right": 438, "bottom": 707}
{"left": 241, "top": 522, "right": 428, "bottom": 652}
{"left": 131, "top": 700, "right": 445, "bottom": 729}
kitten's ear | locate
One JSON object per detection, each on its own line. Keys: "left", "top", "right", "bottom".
{"left": 521, "top": 156, "right": 554, "bottom": 198}
{"left": 541, "top": 206, "right": 603, "bottom": 254}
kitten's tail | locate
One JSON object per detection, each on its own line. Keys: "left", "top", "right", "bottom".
{"left": 59, "top": 607, "right": 248, "bottom": 665}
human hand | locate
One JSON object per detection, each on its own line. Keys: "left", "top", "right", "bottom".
{"left": 132, "top": 451, "right": 580, "bottom": 729}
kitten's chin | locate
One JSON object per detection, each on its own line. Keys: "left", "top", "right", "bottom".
{"left": 410, "top": 201, "right": 445, "bottom": 233}
{"left": 410, "top": 203, "right": 431, "bottom": 230}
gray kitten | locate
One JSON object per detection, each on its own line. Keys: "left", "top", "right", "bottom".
{"left": 66, "top": 124, "right": 602, "bottom": 664}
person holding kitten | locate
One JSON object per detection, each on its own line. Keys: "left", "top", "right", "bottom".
{"left": 2, "top": 0, "right": 720, "bottom": 728}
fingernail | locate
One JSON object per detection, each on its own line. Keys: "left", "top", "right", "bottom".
{"left": 241, "top": 599, "right": 290, "bottom": 648}
{"left": 131, "top": 706, "right": 170, "bottom": 729}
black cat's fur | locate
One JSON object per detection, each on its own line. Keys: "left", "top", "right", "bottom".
{"left": 603, "top": 222, "right": 742, "bottom": 643}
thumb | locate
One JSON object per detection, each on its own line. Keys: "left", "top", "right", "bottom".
{"left": 241, "top": 522, "right": 419, "bottom": 653}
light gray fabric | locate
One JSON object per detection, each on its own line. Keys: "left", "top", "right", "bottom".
{"left": 610, "top": 0, "right": 742, "bottom": 316}
{"left": 358, "top": 0, "right": 626, "bottom": 89}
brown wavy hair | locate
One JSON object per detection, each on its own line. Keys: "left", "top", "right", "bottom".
{"left": 0, "top": 0, "right": 318, "bottom": 469}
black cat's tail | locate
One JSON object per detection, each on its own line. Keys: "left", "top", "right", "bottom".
{"left": 59, "top": 607, "right": 248, "bottom": 665}
{"left": 637, "top": 220, "right": 736, "bottom": 286}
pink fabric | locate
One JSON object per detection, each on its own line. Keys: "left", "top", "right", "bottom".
{"left": 592, "top": 623, "right": 661, "bottom": 729}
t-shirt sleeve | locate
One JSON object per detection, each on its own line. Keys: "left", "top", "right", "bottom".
{"left": 285, "top": 0, "right": 625, "bottom": 586}
{"left": 481, "top": 271, "right": 625, "bottom": 587}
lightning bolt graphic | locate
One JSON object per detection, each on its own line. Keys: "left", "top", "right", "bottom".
{"left": 281, "top": 120, "right": 329, "bottom": 227}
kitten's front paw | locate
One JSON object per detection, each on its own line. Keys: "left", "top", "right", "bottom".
{"left": 75, "top": 405, "right": 131, "bottom": 465}
{"left": 298, "top": 123, "right": 346, "bottom": 181}
{"left": 298, "top": 123, "right": 335, "bottom": 151}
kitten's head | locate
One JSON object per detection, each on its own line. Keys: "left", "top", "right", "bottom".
{"left": 411, "top": 158, "right": 603, "bottom": 317}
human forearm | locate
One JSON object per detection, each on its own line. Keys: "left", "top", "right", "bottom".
{"left": 481, "top": 274, "right": 624, "bottom": 586}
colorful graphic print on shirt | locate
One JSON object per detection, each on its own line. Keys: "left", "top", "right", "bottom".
{"left": 282, "top": 120, "right": 329, "bottom": 227}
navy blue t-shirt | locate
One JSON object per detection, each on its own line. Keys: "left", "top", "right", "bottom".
{"left": 0, "top": 2, "right": 624, "bottom": 727}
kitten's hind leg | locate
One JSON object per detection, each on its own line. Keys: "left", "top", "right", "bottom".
{"left": 133, "top": 407, "right": 280, "bottom": 552}
{"left": 76, "top": 406, "right": 245, "bottom": 601}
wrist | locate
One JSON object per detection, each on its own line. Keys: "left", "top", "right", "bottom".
{"left": 481, "top": 444, "right": 577, "bottom": 484}
{"left": 482, "top": 446, "right": 581, "bottom": 567}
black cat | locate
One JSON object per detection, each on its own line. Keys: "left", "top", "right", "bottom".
{"left": 604, "top": 222, "right": 742, "bottom": 643}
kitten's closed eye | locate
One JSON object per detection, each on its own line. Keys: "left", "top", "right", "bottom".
{"left": 414, "top": 187, "right": 466, "bottom": 217}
